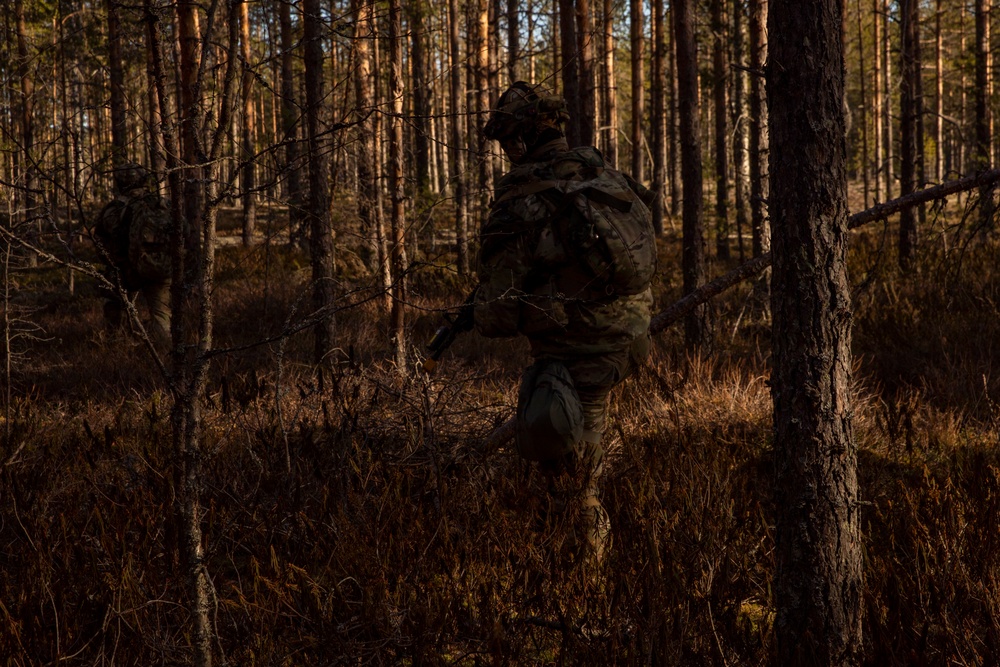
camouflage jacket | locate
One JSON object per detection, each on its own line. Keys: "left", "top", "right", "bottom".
{"left": 475, "top": 140, "right": 653, "bottom": 358}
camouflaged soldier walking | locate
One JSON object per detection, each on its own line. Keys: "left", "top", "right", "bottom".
{"left": 475, "top": 82, "right": 656, "bottom": 567}
{"left": 94, "top": 163, "right": 172, "bottom": 345}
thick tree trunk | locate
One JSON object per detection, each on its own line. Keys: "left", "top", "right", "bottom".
{"left": 352, "top": 0, "right": 381, "bottom": 276}
{"left": 673, "top": 0, "right": 707, "bottom": 347}
{"left": 507, "top": 0, "right": 520, "bottom": 80}
{"left": 303, "top": 0, "right": 334, "bottom": 365}
{"left": 575, "top": 0, "right": 596, "bottom": 146}
{"left": 768, "top": 1, "right": 862, "bottom": 664}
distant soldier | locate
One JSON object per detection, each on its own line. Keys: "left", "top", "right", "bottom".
{"left": 93, "top": 162, "right": 172, "bottom": 344}
{"left": 475, "top": 82, "right": 656, "bottom": 567}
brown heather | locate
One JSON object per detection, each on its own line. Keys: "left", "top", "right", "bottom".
{"left": 2, "top": 204, "right": 999, "bottom": 665}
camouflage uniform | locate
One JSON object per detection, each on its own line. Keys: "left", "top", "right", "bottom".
{"left": 94, "top": 164, "right": 172, "bottom": 344}
{"left": 476, "top": 84, "right": 653, "bottom": 565}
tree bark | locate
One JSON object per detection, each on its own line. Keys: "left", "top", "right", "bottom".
{"left": 673, "top": 0, "right": 707, "bottom": 347}
{"left": 601, "top": 0, "right": 617, "bottom": 166}
{"left": 448, "top": 0, "right": 469, "bottom": 274}
{"left": 303, "top": 0, "right": 334, "bottom": 365}
{"left": 712, "top": 0, "right": 730, "bottom": 259}
{"left": 279, "top": 0, "right": 304, "bottom": 248}
{"left": 731, "top": 0, "right": 748, "bottom": 261}
{"left": 388, "top": 0, "right": 408, "bottom": 372}
{"left": 14, "top": 0, "right": 37, "bottom": 267}
{"left": 768, "top": 1, "right": 862, "bottom": 663}
{"left": 177, "top": 0, "right": 203, "bottom": 274}
{"left": 558, "top": 0, "right": 582, "bottom": 146}
{"left": 409, "top": 0, "right": 431, "bottom": 194}
{"left": 748, "top": 0, "right": 769, "bottom": 259}
{"left": 239, "top": 0, "right": 256, "bottom": 246}
{"left": 899, "top": 0, "right": 920, "bottom": 268}
{"left": 106, "top": 0, "right": 127, "bottom": 166}
{"left": 629, "top": 0, "right": 644, "bottom": 183}
{"left": 507, "top": 0, "right": 520, "bottom": 80}
{"left": 651, "top": 0, "right": 666, "bottom": 235}
{"left": 976, "top": 0, "right": 994, "bottom": 226}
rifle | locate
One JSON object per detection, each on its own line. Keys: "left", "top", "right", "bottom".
{"left": 422, "top": 289, "right": 478, "bottom": 373}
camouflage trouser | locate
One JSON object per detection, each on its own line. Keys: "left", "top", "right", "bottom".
{"left": 534, "top": 332, "right": 650, "bottom": 564}
{"left": 103, "top": 280, "right": 171, "bottom": 345}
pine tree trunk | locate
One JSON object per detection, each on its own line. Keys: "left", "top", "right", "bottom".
{"left": 629, "top": 0, "right": 644, "bottom": 182}
{"left": 15, "top": 0, "right": 37, "bottom": 267}
{"left": 674, "top": 0, "right": 707, "bottom": 347}
{"left": 651, "top": 0, "right": 666, "bottom": 235}
{"left": 731, "top": 0, "right": 748, "bottom": 260}
{"left": 976, "top": 0, "right": 994, "bottom": 225}
{"left": 899, "top": 0, "right": 919, "bottom": 268}
{"left": 303, "top": 0, "right": 334, "bottom": 365}
{"left": 873, "top": 0, "right": 883, "bottom": 201}
{"left": 712, "top": 0, "right": 730, "bottom": 259}
{"left": 575, "top": 0, "right": 596, "bottom": 146}
{"left": 558, "top": 0, "right": 581, "bottom": 145}
{"left": 448, "top": 0, "right": 469, "bottom": 274}
{"left": 388, "top": 0, "right": 408, "bottom": 372}
{"left": 749, "top": 0, "right": 769, "bottom": 259}
{"left": 768, "top": 2, "right": 862, "bottom": 663}
{"left": 507, "top": 0, "right": 520, "bottom": 79}
{"left": 177, "top": 0, "right": 203, "bottom": 274}
{"left": 410, "top": 0, "right": 431, "bottom": 194}
{"left": 601, "top": 0, "right": 617, "bottom": 166}
{"left": 240, "top": 0, "right": 256, "bottom": 247}
{"left": 279, "top": 0, "right": 304, "bottom": 248}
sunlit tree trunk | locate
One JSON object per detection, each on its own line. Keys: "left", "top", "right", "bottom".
{"left": 559, "top": 0, "right": 581, "bottom": 145}
{"left": 240, "top": 0, "right": 256, "bottom": 246}
{"left": 873, "top": 0, "right": 883, "bottom": 200}
{"left": 14, "top": 0, "right": 37, "bottom": 267}
{"left": 731, "top": 0, "right": 748, "bottom": 260}
{"left": 674, "top": 0, "right": 707, "bottom": 347}
{"left": 651, "top": 0, "right": 666, "bottom": 235}
{"left": 856, "top": 0, "right": 870, "bottom": 206}
{"left": 749, "top": 0, "right": 768, "bottom": 259}
{"left": 601, "top": 0, "right": 617, "bottom": 166}
{"left": 976, "top": 0, "right": 994, "bottom": 225}
{"left": 712, "top": 0, "right": 730, "bottom": 259}
{"left": 388, "top": 0, "right": 407, "bottom": 371}
{"left": 881, "top": 0, "right": 893, "bottom": 199}
{"left": 768, "top": 1, "right": 861, "bottom": 663}
{"left": 177, "top": 0, "right": 203, "bottom": 274}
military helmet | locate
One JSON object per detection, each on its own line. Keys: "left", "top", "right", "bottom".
{"left": 483, "top": 81, "right": 569, "bottom": 142}
{"left": 112, "top": 162, "right": 151, "bottom": 194}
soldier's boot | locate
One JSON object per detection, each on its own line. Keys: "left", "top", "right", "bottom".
{"left": 540, "top": 430, "right": 608, "bottom": 568}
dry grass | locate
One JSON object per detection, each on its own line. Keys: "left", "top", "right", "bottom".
{"left": 1, "top": 203, "right": 1000, "bottom": 665}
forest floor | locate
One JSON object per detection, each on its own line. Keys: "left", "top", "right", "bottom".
{"left": 2, "top": 195, "right": 999, "bottom": 665}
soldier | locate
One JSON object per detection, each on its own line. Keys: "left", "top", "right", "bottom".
{"left": 93, "top": 162, "right": 172, "bottom": 345}
{"left": 475, "top": 82, "right": 655, "bottom": 567}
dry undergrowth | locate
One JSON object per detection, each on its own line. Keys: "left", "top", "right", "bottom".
{"left": 1, "top": 206, "right": 999, "bottom": 665}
